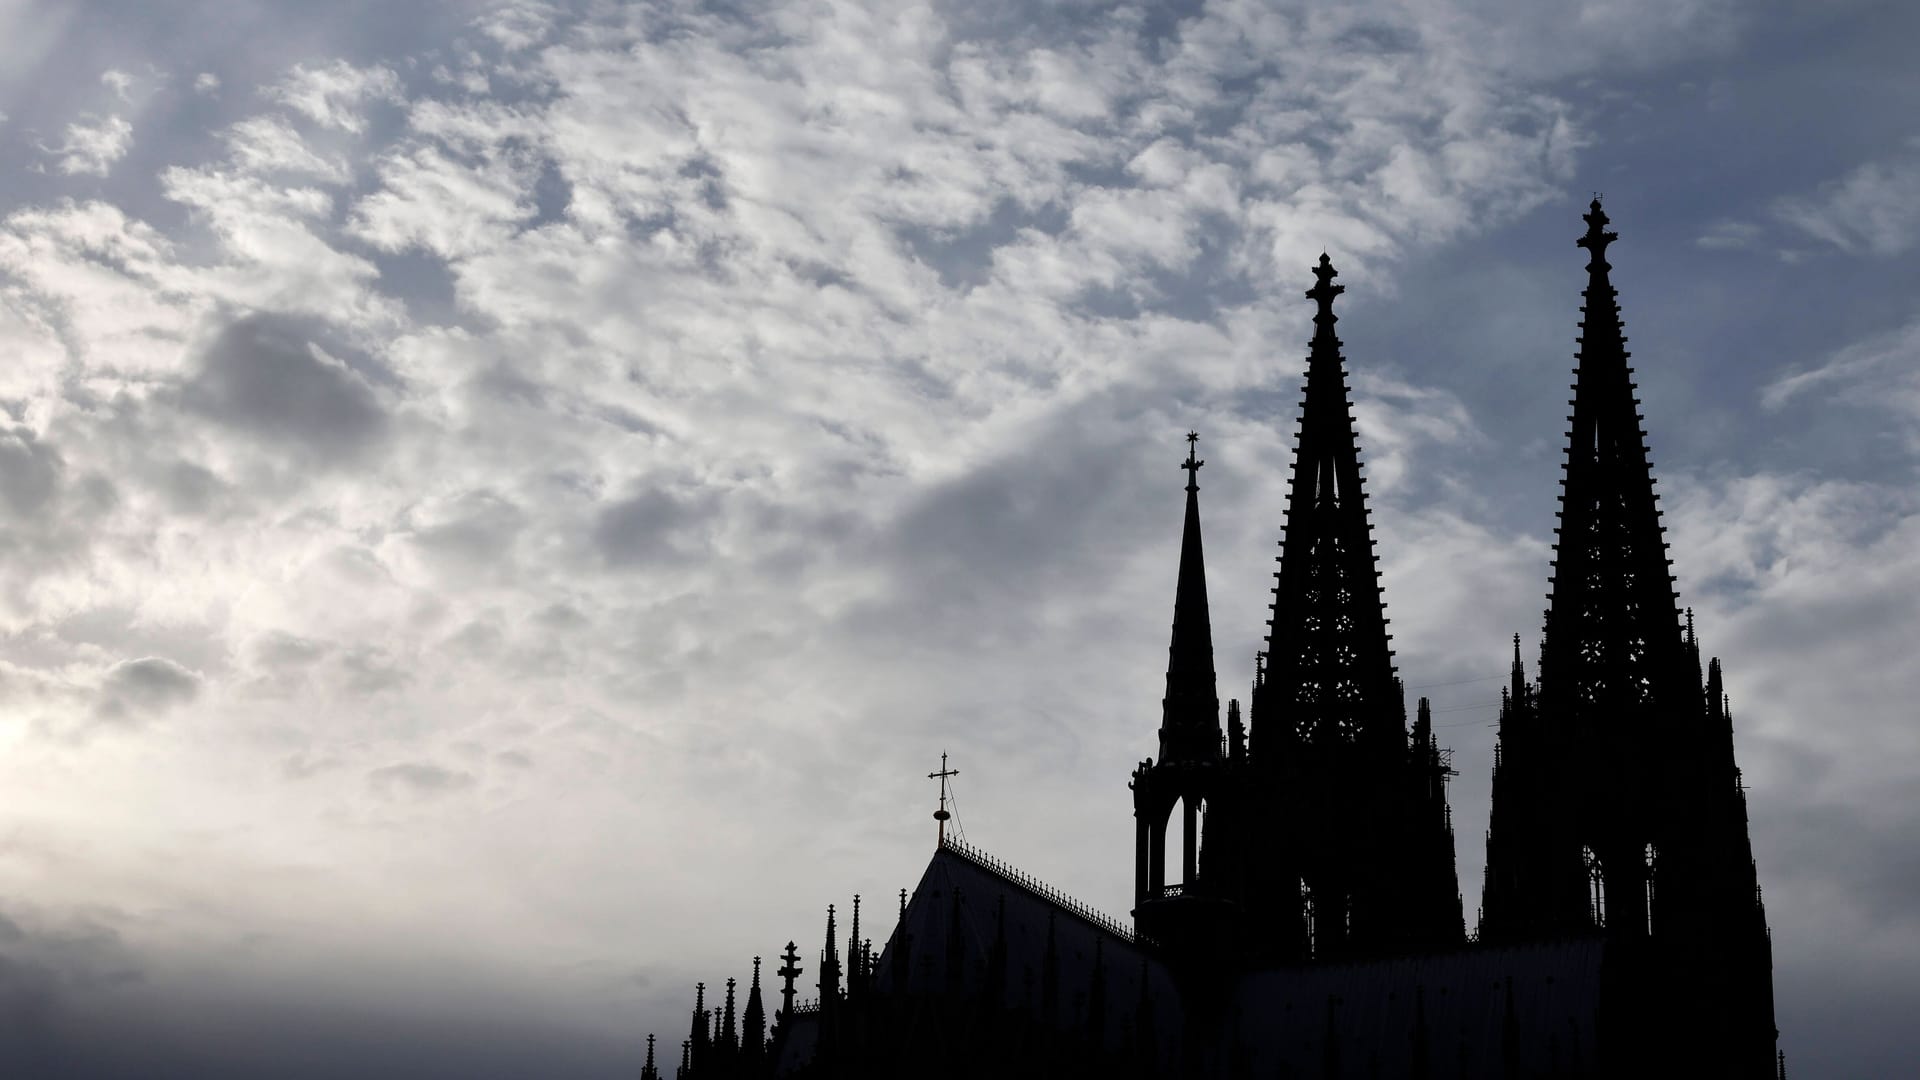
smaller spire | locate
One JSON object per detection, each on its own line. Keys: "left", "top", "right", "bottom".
{"left": 848, "top": 894, "right": 863, "bottom": 997}
{"left": 679, "top": 1039, "right": 690, "bottom": 1080}
{"left": 1510, "top": 633, "right": 1527, "bottom": 702}
{"left": 820, "top": 904, "right": 841, "bottom": 999}
{"left": 776, "top": 941, "right": 803, "bottom": 1027}
{"left": 743, "top": 957, "right": 766, "bottom": 1061}
{"left": 1160, "top": 430, "right": 1221, "bottom": 762}
{"left": 642, "top": 1033, "right": 659, "bottom": 1080}
{"left": 689, "top": 982, "right": 707, "bottom": 1053}
{"left": 1227, "top": 698, "right": 1245, "bottom": 760}
{"left": 721, "top": 977, "right": 737, "bottom": 1051}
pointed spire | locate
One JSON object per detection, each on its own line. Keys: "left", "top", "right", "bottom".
{"left": 742, "top": 957, "right": 766, "bottom": 1062}
{"left": 1160, "top": 431, "right": 1222, "bottom": 763}
{"left": 721, "top": 977, "right": 737, "bottom": 1052}
{"left": 775, "top": 940, "right": 802, "bottom": 1029}
{"left": 1509, "top": 633, "right": 1527, "bottom": 703}
{"left": 819, "top": 904, "right": 841, "bottom": 1001}
{"left": 1706, "top": 656, "right": 1726, "bottom": 722}
{"left": 1227, "top": 697, "right": 1246, "bottom": 760}
{"left": 642, "top": 1033, "right": 660, "bottom": 1080}
{"left": 1256, "top": 254, "right": 1401, "bottom": 751}
{"left": 1543, "top": 197, "right": 1687, "bottom": 717}
{"left": 679, "top": 1038, "right": 690, "bottom": 1080}
{"left": 847, "top": 894, "right": 863, "bottom": 999}
{"left": 891, "top": 887, "right": 911, "bottom": 993}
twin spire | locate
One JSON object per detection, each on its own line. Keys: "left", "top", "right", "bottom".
{"left": 1258, "top": 252, "right": 1399, "bottom": 750}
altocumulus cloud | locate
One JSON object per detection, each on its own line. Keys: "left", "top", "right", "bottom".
{"left": 0, "top": 1, "right": 1909, "bottom": 1076}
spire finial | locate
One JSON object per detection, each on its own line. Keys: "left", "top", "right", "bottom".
{"left": 1307, "top": 253, "right": 1344, "bottom": 323}
{"left": 1578, "top": 197, "right": 1617, "bottom": 267}
{"left": 928, "top": 752, "right": 958, "bottom": 844}
{"left": 1183, "top": 431, "right": 1205, "bottom": 493}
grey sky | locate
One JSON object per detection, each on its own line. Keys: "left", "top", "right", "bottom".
{"left": 0, "top": 1, "right": 1914, "bottom": 1076}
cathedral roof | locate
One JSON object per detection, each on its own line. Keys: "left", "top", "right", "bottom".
{"left": 876, "top": 839, "right": 1185, "bottom": 1061}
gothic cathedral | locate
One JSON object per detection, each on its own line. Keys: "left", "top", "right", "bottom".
{"left": 647, "top": 202, "right": 1782, "bottom": 1079}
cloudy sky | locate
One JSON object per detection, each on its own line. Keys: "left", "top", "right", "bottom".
{"left": 0, "top": 0, "right": 1914, "bottom": 1075}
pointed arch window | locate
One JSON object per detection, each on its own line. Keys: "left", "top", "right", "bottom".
{"left": 1301, "top": 879, "right": 1315, "bottom": 957}
{"left": 1584, "top": 846, "right": 1606, "bottom": 929}
{"left": 1644, "top": 843, "right": 1657, "bottom": 936}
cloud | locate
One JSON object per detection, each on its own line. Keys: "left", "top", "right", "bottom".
{"left": 47, "top": 114, "right": 133, "bottom": 176}
{"left": 1761, "top": 315, "right": 1920, "bottom": 451}
{"left": 264, "top": 60, "right": 401, "bottom": 133}
{"left": 96, "top": 657, "right": 201, "bottom": 722}
{"left": 368, "top": 761, "right": 476, "bottom": 797}
{"left": 0, "top": 424, "right": 64, "bottom": 517}
{"left": 1772, "top": 144, "right": 1920, "bottom": 257}
{"left": 223, "top": 116, "right": 350, "bottom": 183}
{"left": 177, "top": 313, "right": 389, "bottom": 464}
{"left": 0, "top": 1, "right": 1901, "bottom": 1076}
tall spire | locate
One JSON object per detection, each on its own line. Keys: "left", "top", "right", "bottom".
{"left": 1160, "top": 431, "right": 1222, "bottom": 762}
{"left": 1257, "top": 254, "right": 1400, "bottom": 751}
{"left": 642, "top": 1033, "right": 659, "bottom": 1080}
{"left": 1542, "top": 198, "right": 1687, "bottom": 719}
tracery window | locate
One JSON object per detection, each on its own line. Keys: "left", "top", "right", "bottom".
{"left": 1584, "top": 845, "right": 1606, "bottom": 928}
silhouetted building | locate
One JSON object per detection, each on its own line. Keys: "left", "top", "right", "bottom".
{"left": 652, "top": 202, "right": 1781, "bottom": 1078}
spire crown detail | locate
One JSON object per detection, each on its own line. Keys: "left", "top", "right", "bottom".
{"left": 1307, "top": 252, "right": 1344, "bottom": 325}
{"left": 1577, "top": 197, "right": 1617, "bottom": 268}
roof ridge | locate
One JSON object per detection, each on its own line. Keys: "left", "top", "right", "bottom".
{"left": 939, "top": 835, "right": 1144, "bottom": 946}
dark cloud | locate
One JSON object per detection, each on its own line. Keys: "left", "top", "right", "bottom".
{"left": 337, "top": 646, "right": 410, "bottom": 696}
{"left": 592, "top": 488, "right": 708, "bottom": 568}
{"left": 95, "top": 657, "right": 200, "bottom": 723}
{"left": 0, "top": 425, "right": 63, "bottom": 517}
{"left": 409, "top": 490, "right": 527, "bottom": 570}
{"left": 368, "top": 761, "right": 475, "bottom": 797}
{"left": 178, "top": 313, "right": 389, "bottom": 464}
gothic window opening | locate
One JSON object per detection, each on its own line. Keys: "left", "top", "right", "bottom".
{"left": 1584, "top": 846, "right": 1606, "bottom": 929}
{"left": 1301, "top": 879, "right": 1315, "bottom": 957}
{"left": 1644, "top": 843, "right": 1657, "bottom": 936}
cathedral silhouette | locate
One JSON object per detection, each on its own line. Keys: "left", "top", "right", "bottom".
{"left": 641, "top": 201, "right": 1782, "bottom": 1078}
